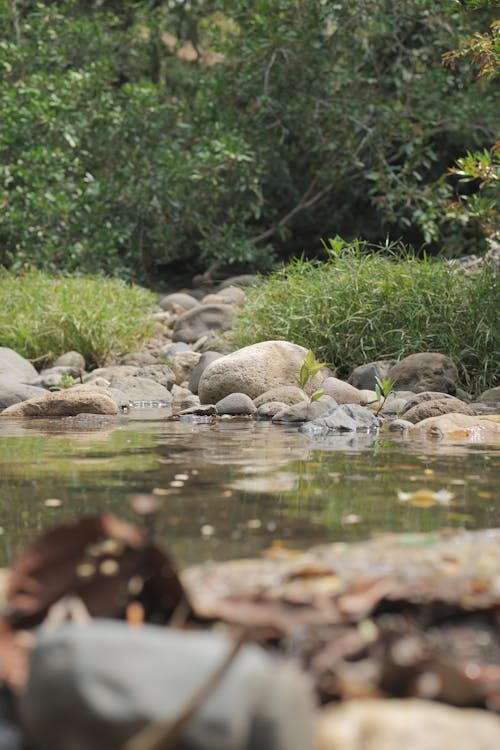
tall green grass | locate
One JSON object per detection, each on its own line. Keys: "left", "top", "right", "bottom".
{"left": 233, "top": 240, "right": 499, "bottom": 395}
{"left": 0, "top": 269, "right": 157, "bottom": 367}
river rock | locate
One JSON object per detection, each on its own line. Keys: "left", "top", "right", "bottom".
{"left": 171, "top": 351, "right": 202, "bottom": 385}
{"left": 387, "top": 418, "right": 414, "bottom": 432}
{"left": 119, "top": 351, "right": 159, "bottom": 366}
{"left": 299, "top": 404, "right": 380, "bottom": 435}
{"left": 172, "top": 304, "right": 236, "bottom": 343}
{"left": 19, "top": 621, "right": 316, "bottom": 750}
{"left": 198, "top": 341, "right": 329, "bottom": 404}
{"left": 272, "top": 395, "right": 338, "bottom": 423}
{"left": 0, "top": 389, "right": 119, "bottom": 417}
{"left": 320, "top": 377, "right": 364, "bottom": 404}
{"left": 160, "top": 342, "right": 192, "bottom": 361}
{"left": 400, "top": 392, "right": 474, "bottom": 423}
{"left": 0, "top": 347, "right": 38, "bottom": 383}
{"left": 219, "top": 274, "right": 258, "bottom": 288}
{"left": 253, "top": 386, "right": 308, "bottom": 408}
{"left": 316, "top": 698, "right": 500, "bottom": 750}
{"left": 348, "top": 360, "right": 396, "bottom": 390}
{"left": 477, "top": 386, "right": 500, "bottom": 404}
{"left": 255, "top": 401, "right": 290, "bottom": 420}
{"left": 31, "top": 367, "right": 82, "bottom": 389}
{"left": 158, "top": 291, "right": 200, "bottom": 312}
{"left": 215, "top": 393, "right": 256, "bottom": 416}
{"left": 202, "top": 286, "right": 246, "bottom": 306}
{"left": 388, "top": 353, "right": 458, "bottom": 394}
{"left": 105, "top": 377, "right": 172, "bottom": 404}
{"left": 134, "top": 364, "right": 176, "bottom": 390}
{"left": 85, "top": 365, "right": 139, "bottom": 382}
{"left": 0, "top": 376, "right": 48, "bottom": 411}
{"left": 188, "top": 352, "right": 224, "bottom": 394}
{"left": 410, "top": 413, "right": 500, "bottom": 440}
{"left": 53, "top": 351, "right": 86, "bottom": 370}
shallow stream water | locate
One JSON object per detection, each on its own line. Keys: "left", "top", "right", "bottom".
{"left": 0, "top": 409, "right": 498, "bottom": 567}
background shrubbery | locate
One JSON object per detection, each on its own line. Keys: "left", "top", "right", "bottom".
{"left": 233, "top": 240, "right": 499, "bottom": 395}
{"left": 0, "top": 1, "right": 497, "bottom": 282}
{"left": 0, "top": 270, "right": 156, "bottom": 367}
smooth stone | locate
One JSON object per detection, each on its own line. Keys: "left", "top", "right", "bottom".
{"left": 53, "top": 351, "right": 86, "bottom": 370}
{"left": 160, "top": 342, "right": 192, "bottom": 361}
{"left": 299, "top": 404, "right": 380, "bottom": 435}
{"left": 134, "top": 364, "right": 176, "bottom": 390}
{"left": 71, "top": 384, "right": 130, "bottom": 409}
{"left": 410, "top": 413, "right": 500, "bottom": 439}
{"left": 172, "top": 304, "right": 236, "bottom": 344}
{"left": 19, "top": 622, "right": 316, "bottom": 750}
{"left": 198, "top": 340, "right": 330, "bottom": 404}
{"left": 31, "top": 366, "right": 82, "bottom": 389}
{"left": 106, "top": 377, "right": 172, "bottom": 404}
{"left": 402, "top": 398, "right": 474, "bottom": 424}
{"left": 388, "top": 352, "right": 458, "bottom": 395}
{"left": 348, "top": 360, "right": 396, "bottom": 390}
{"left": 272, "top": 395, "right": 338, "bottom": 423}
{"left": 216, "top": 393, "right": 257, "bottom": 416}
{"left": 316, "top": 698, "right": 500, "bottom": 750}
{"left": 202, "top": 286, "right": 246, "bottom": 306}
{"left": 320, "top": 377, "right": 364, "bottom": 404}
{"left": 171, "top": 351, "right": 202, "bottom": 386}
{"left": 0, "top": 347, "right": 38, "bottom": 383}
{"left": 188, "top": 352, "right": 224, "bottom": 395}
{"left": 478, "top": 386, "right": 500, "bottom": 404}
{"left": 254, "top": 401, "right": 290, "bottom": 420}
{"left": 387, "top": 418, "right": 414, "bottom": 432}
{"left": 119, "top": 351, "right": 159, "bottom": 366}
{"left": 85, "top": 365, "right": 140, "bottom": 382}
{"left": 157, "top": 292, "right": 200, "bottom": 312}
{"left": 0, "top": 376, "right": 48, "bottom": 411}
{"left": 253, "top": 386, "right": 308, "bottom": 408}
{"left": 0, "top": 389, "right": 119, "bottom": 417}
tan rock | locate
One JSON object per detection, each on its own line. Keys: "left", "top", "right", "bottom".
{"left": 171, "top": 351, "right": 202, "bottom": 385}
{"left": 402, "top": 397, "right": 474, "bottom": 424}
{"left": 410, "top": 412, "right": 500, "bottom": 439}
{"left": 316, "top": 699, "right": 500, "bottom": 750}
{"left": 321, "top": 377, "right": 363, "bottom": 404}
{"left": 0, "top": 388, "right": 119, "bottom": 417}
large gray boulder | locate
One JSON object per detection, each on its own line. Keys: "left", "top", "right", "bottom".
{"left": 215, "top": 392, "right": 256, "bottom": 416}
{"left": 388, "top": 353, "right": 459, "bottom": 395}
{"left": 348, "top": 360, "right": 396, "bottom": 390}
{"left": 0, "top": 376, "right": 47, "bottom": 411}
{"left": 0, "top": 388, "right": 119, "bottom": 417}
{"left": 0, "top": 347, "right": 38, "bottom": 383}
{"left": 172, "top": 304, "right": 236, "bottom": 343}
{"left": 20, "top": 622, "right": 315, "bottom": 750}
{"left": 198, "top": 341, "right": 329, "bottom": 404}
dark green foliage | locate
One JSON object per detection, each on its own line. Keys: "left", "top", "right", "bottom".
{"left": 233, "top": 239, "right": 499, "bottom": 396}
{"left": 0, "top": 1, "right": 497, "bottom": 280}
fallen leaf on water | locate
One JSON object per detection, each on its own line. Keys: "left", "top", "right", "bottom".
{"left": 397, "top": 489, "right": 455, "bottom": 508}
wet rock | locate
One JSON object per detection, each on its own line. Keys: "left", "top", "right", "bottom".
{"left": 178, "top": 404, "right": 217, "bottom": 417}
{"left": 400, "top": 393, "right": 474, "bottom": 423}
{"left": 410, "top": 413, "right": 500, "bottom": 439}
{"left": 53, "top": 351, "right": 86, "bottom": 370}
{"left": 300, "top": 404, "right": 380, "bottom": 435}
{"left": 316, "top": 699, "right": 500, "bottom": 750}
{"left": 106, "top": 377, "right": 172, "bottom": 405}
{"left": 272, "top": 395, "right": 338, "bottom": 423}
{"left": 198, "top": 340, "right": 329, "bottom": 404}
{"left": 253, "top": 386, "right": 308, "bottom": 408}
{"left": 0, "top": 388, "right": 119, "bottom": 417}
{"left": 171, "top": 351, "right": 202, "bottom": 386}
{"left": 321, "top": 377, "right": 364, "bottom": 404}
{"left": 172, "top": 304, "right": 236, "bottom": 343}
{"left": 188, "top": 351, "right": 224, "bottom": 394}
{"left": 216, "top": 393, "right": 257, "bottom": 416}
{"left": 255, "top": 401, "right": 290, "bottom": 420}
{"left": 0, "top": 347, "right": 38, "bottom": 383}
{"left": 388, "top": 353, "right": 458, "bottom": 395}
{"left": 387, "top": 418, "right": 413, "bottom": 432}
{"left": 158, "top": 291, "right": 200, "bottom": 312}
{"left": 348, "top": 360, "right": 396, "bottom": 390}
{"left": 19, "top": 622, "right": 315, "bottom": 750}
{"left": 0, "top": 376, "right": 48, "bottom": 411}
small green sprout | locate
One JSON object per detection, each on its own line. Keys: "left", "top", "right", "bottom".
{"left": 374, "top": 375, "right": 396, "bottom": 415}
{"left": 299, "top": 350, "right": 328, "bottom": 401}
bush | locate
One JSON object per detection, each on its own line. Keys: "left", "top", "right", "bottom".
{"left": 0, "top": 269, "right": 156, "bottom": 367}
{"left": 233, "top": 239, "right": 499, "bottom": 395}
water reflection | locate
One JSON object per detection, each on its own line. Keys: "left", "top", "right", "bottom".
{"left": 0, "top": 415, "right": 498, "bottom": 567}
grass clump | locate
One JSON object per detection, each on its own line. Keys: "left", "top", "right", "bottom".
{"left": 0, "top": 269, "right": 157, "bottom": 368}
{"left": 233, "top": 239, "right": 499, "bottom": 395}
